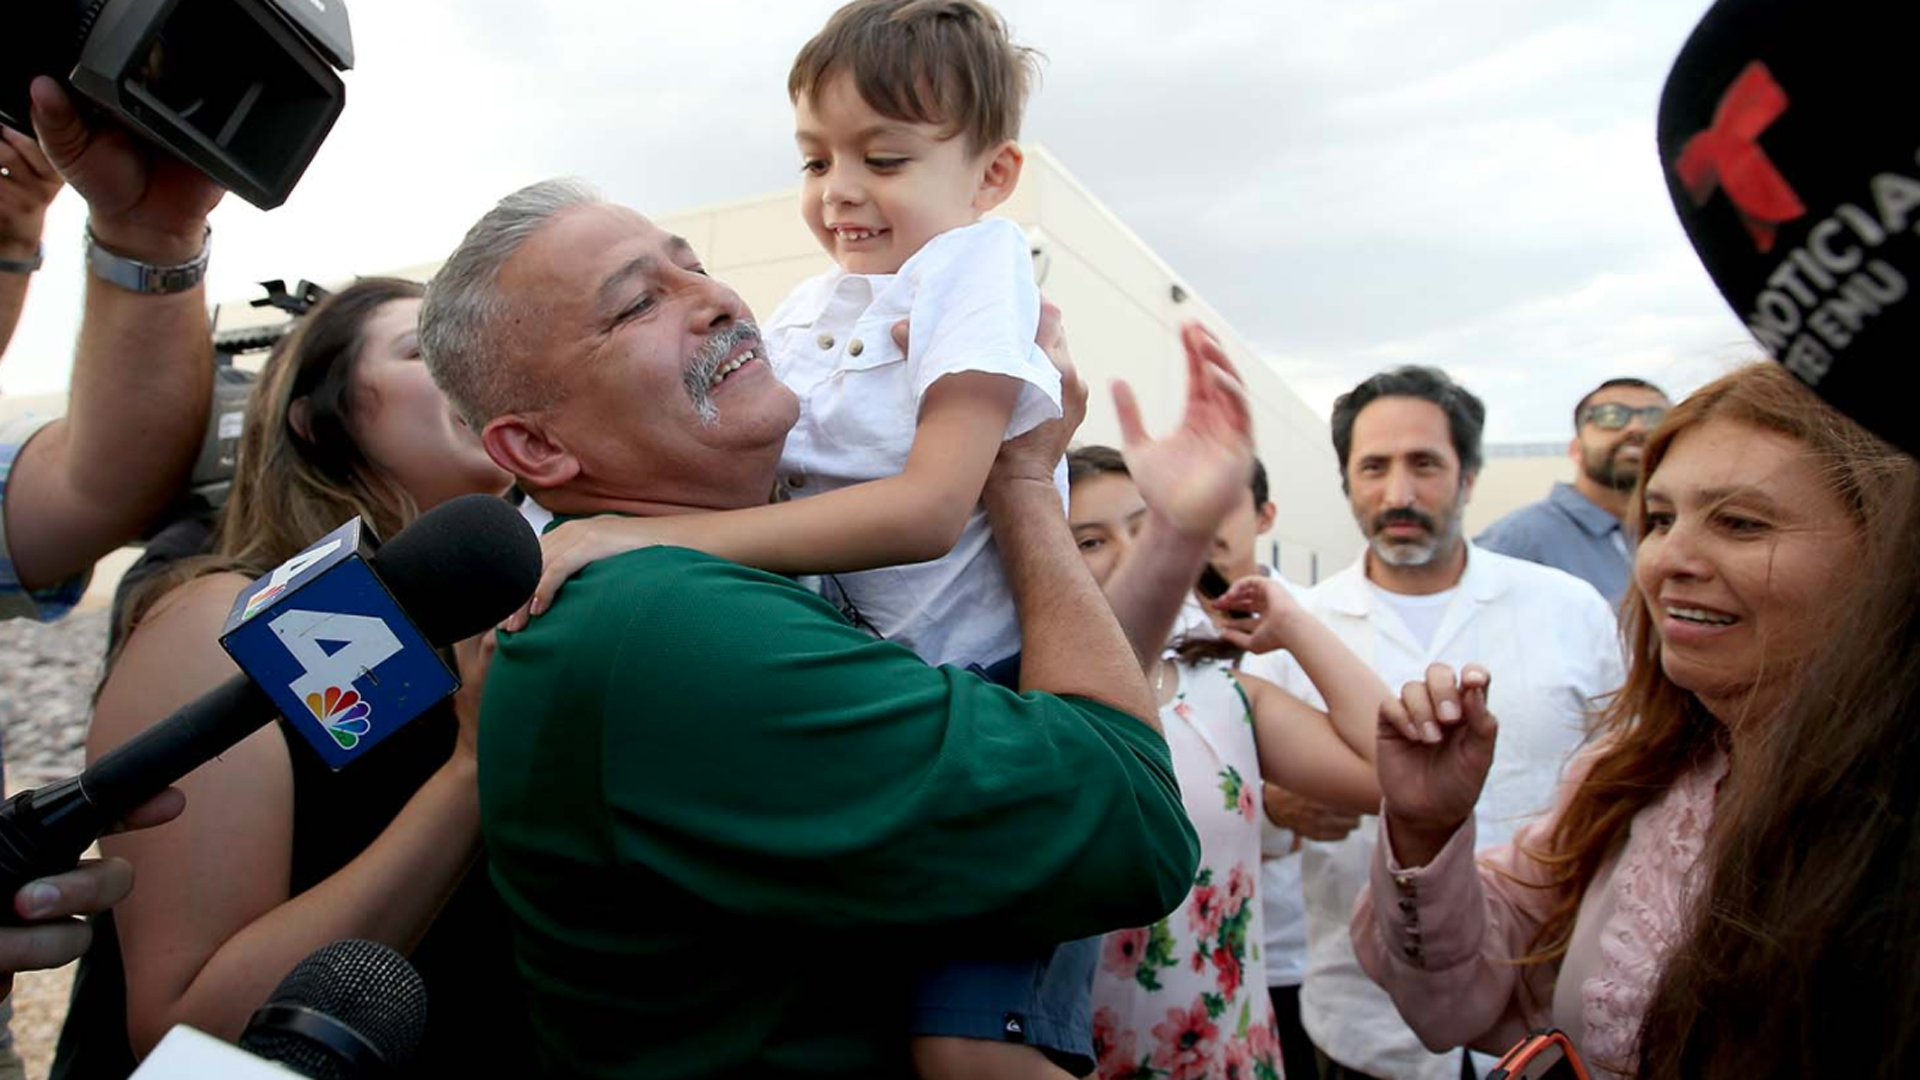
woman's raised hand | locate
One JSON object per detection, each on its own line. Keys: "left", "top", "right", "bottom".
{"left": 1376, "top": 663, "right": 1498, "bottom": 868}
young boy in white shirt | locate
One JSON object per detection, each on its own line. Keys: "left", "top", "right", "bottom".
{"left": 517, "top": 2, "right": 1108, "bottom": 1075}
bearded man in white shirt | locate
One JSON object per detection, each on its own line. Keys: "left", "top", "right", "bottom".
{"left": 1243, "top": 366, "right": 1623, "bottom": 1080}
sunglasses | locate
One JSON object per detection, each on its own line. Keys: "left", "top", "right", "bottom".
{"left": 1580, "top": 403, "right": 1667, "bottom": 430}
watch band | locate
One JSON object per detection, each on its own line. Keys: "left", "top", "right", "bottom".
{"left": 84, "top": 223, "right": 212, "bottom": 294}
{"left": 0, "top": 243, "right": 43, "bottom": 275}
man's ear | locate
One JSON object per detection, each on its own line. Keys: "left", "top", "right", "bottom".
{"left": 1255, "top": 500, "right": 1278, "bottom": 536}
{"left": 1567, "top": 436, "right": 1583, "bottom": 469}
{"left": 1461, "top": 467, "right": 1480, "bottom": 504}
{"left": 483, "top": 414, "right": 579, "bottom": 491}
{"left": 971, "top": 140, "right": 1025, "bottom": 214}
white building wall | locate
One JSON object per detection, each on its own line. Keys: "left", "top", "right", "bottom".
{"left": 1467, "top": 445, "right": 1578, "bottom": 538}
{"left": 173, "top": 147, "right": 1358, "bottom": 583}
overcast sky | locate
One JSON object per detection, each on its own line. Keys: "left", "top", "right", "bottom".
{"left": 1, "top": 0, "right": 1757, "bottom": 441}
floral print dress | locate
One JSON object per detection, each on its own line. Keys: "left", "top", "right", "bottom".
{"left": 1092, "top": 657, "right": 1284, "bottom": 1080}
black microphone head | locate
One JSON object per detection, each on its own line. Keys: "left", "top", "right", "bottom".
{"left": 368, "top": 493, "right": 540, "bottom": 644}
{"left": 240, "top": 939, "right": 427, "bottom": 1079}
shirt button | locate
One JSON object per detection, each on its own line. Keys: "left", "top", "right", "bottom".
{"left": 1394, "top": 873, "right": 1415, "bottom": 892}
{"left": 788, "top": 473, "right": 806, "bottom": 489}
{"left": 1403, "top": 942, "right": 1425, "bottom": 960}
{"left": 848, "top": 338, "right": 864, "bottom": 357}
{"left": 817, "top": 333, "right": 836, "bottom": 350}
{"left": 1397, "top": 898, "right": 1416, "bottom": 913}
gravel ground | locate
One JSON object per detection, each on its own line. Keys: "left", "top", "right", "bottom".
{"left": 1, "top": 610, "right": 111, "bottom": 1078}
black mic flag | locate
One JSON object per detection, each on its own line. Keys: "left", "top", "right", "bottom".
{"left": 1658, "top": 0, "right": 1920, "bottom": 456}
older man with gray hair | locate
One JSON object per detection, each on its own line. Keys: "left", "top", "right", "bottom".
{"left": 417, "top": 179, "right": 1219, "bottom": 1078}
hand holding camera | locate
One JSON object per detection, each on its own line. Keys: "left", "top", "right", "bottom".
{"left": 28, "top": 77, "right": 221, "bottom": 264}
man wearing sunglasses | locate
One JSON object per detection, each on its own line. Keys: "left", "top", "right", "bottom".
{"left": 1476, "top": 378, "right": 1669, "bottom": 606}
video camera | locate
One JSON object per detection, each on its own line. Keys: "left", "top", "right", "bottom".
{"left": 1, "top": 0, "right": 355, "bottom": 209}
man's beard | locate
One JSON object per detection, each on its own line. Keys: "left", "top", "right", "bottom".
{"left": 682, "top": 320, "right": 762, "bottom": 427}
{"left": 1367, "top": 500, "right": 1465, "bottom": 568}
{"left": 1582, "top": 437, "right": 1645, "bottom": 492}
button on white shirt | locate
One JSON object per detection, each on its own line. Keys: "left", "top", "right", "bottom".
{"left": 1243, "top": 544, "right": 1624, "bottom": 1080}
{"left": 766, "top": 218, "right": 1065, "bottom": 668}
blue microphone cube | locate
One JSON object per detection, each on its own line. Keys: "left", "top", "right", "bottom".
{"left": 220, "top": 518, "right": 457, "bottom": 770}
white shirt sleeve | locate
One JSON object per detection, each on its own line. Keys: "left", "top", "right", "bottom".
{"left": 901, "top": 219, "right": 1063, "bottom": 440}
{"left": 1579, "top": 589, "right": 1628, "bottom": 707}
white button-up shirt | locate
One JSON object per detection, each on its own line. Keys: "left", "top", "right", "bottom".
{"left": 1244, "top": 544, "right": 1624, "bottom": 1079}
{"left": 765, "top": 218, "right": 1065, "bottom": 668}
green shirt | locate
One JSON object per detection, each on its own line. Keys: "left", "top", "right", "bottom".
{"left": 480, "top": 547, "right": 1198, "bottom": 1079}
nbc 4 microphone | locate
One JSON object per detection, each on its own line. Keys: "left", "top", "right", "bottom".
{"left": 0, "top": 494, "right": 539, "bottom": 917}
{"left": 131, "top": 939, "right": 428, "bottom": 1080}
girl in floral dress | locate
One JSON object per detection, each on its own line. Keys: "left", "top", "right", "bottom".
{"left": 1070, "top": 455, "right": 1390, "bottom": 1080}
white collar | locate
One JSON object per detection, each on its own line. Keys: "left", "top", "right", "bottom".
{"left": 1318, "top": 542, "right": 1513, "bottom": 617}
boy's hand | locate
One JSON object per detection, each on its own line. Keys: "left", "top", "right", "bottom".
{"left": 501, "top": 518, "right": 667, "bottom": 632}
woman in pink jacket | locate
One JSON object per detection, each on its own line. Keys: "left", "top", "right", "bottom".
{"left": 1350, "top": 362, "right": 1915, "bottom": 1077}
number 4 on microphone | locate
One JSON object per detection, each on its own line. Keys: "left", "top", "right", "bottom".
{"left": 219, "top": 518, "right": 457, "bottom": 770}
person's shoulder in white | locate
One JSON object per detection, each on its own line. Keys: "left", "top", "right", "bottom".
{"left": 1470, "top": 544, "right": 1625, "bottom": 693}
{"left": 898, "top": 216, "right": 1030, "bottom": 280}
{"left": 1292, "top": 559, "right": 1364, "bottom": 614}
{"left": 764, "top": 264, "right": 846, "bottom": 335}
{"left": 1472, "top": 544, "right": 1615, "bottom": 618}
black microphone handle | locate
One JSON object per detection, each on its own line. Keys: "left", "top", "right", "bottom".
{"left": 82, "top": 674, "right": 275, "bottom": 820}
{"left": 0, "top": 674, "right": 274, "bottom": 922}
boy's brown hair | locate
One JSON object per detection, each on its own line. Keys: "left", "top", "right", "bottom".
{"left": 788, "top": 0, "right": 1042, "bottom": 154}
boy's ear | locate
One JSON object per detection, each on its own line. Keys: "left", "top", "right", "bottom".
{"left": 971, "top": 140, "right": 1025, "bottom": 214}
{"left": 483, "top": 414, "right": 580, "bottom": 492}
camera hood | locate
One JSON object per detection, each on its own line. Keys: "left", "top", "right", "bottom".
{"left": 1, "top": 0, "right": 355, "bottom": 210}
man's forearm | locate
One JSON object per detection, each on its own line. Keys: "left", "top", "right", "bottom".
{"left": 1102, "top": 510, "right": 1212, "bottom": 670}
{"left": 986, "top": 475, "right": 1158, "bottom": 727}
{"left": 4, "top": 223, "right": 211, "bottom": 588}
{"left": 67, "top": 230, "right": 213, "bottom": 506}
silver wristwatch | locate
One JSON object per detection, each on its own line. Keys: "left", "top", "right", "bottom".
{"left": 84, "top": 223, "right": 212, "bottom": 294}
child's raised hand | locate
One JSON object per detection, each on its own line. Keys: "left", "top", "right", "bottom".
{"left": 1214, "top": 576, "right": 1304, "bottom": 654}
{"left": 500, "top": 518, "right": 666, "bottom": 632}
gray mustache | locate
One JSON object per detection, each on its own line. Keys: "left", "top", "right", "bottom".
{"left": 682, "top": 320, "right": 763, "bottom": 425}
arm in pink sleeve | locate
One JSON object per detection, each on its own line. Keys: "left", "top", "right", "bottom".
{"left": 1351, "top": 758, "right": 1594, "bottom": 1056}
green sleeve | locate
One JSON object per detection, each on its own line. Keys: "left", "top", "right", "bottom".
{"left": 588, "top": 550, "right": 1197, "bottom": 943}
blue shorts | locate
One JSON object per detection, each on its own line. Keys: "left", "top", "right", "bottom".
{"left": 908, "top": 938, "right": 1099, "bottom": 1077}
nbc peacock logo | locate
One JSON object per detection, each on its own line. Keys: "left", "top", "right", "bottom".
{"left": 306, "top": 686, "right": 372, "bottom": 749}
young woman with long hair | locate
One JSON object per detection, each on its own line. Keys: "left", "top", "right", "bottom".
{"left": 52, "top": 279, "right": 529, "bottom": 1078}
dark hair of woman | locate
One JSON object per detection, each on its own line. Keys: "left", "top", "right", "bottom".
{"left": 108, "top": 277, "right": 426, "bottom": 665}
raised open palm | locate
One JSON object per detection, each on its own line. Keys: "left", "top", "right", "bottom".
{"left": 1112, "top": 323, "right": 1254, "bottom": 538}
